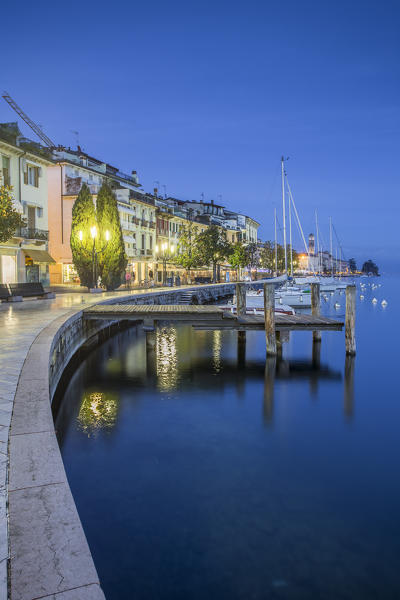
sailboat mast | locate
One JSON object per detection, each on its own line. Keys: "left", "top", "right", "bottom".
{"left": 329, "top": 216, "right": 333, "bottom": 275}
{"left": 288, "top": 183, "right": 293, "bottom": 276}
{"left": 315, "top": 210, "right": 320, "bottom": 275}
{"left": 274, "top": 207, "right": 278, "bottom": 274}
{"left": 281, "top": 156, "right": 287, "bottom": 273}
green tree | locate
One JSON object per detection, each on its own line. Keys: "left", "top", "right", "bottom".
{"left": 245, "top": 242, "right": 260, "bottom": 280}
{"left": 70, "top": 184, "right": 97, "bottom": 289}
{"left": 229, "top": 242, "right": 248, "bottom": 280}
{"left": 259, "top": 241, "right": 276, "bottom": 271}
{"left": 361, "top": 259, "right": 379, "bottom": 276}
{"left": 97, "top": 183, "right": 127, "bottom": 290}
{"left": 349, "top": 258, "right": 357, "bottom": 273}
{"left": 174, "top": 222, "right": 202, "bottom": 283}
{"left": 0, "top": 185, "right": 25, "bottom": 243}
{"left": 195, "top": 225, "right": 231, "bottom": 282}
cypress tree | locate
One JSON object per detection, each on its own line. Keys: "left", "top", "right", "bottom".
{"left": 70, "top": 184, "right": 97, "bottom": 289}
{"left": 97, "top": 183, "right": 127, "bottom": 290}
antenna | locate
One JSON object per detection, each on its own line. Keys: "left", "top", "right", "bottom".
{"left": 2, "top": 91, "right": 56, "bottom": 147}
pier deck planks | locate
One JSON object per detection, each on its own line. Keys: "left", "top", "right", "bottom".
{"left": 83, "top": 304, "right": 343, "bottom": 332}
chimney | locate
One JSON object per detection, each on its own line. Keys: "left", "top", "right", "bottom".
{"left": 210, "top": 199, "right": 214, "bottom": 205}
{"left": 153, "top": 187, "right": 158, "bottom": 197}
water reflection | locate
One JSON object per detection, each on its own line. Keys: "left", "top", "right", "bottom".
{"left": 212, "top": 330, "right": 222, "bottom": 373}
{"left": 77, "top": 390, "right": 119, "bottom": 436}
{"left": 156, "top": 326, "right": 178, "bottom": 391}
{"left": 263, "top": 357, "right": 276, "bottom": 423}
{"left": 344, "top": 355, "right": 355, "bottom": 419}
{"left": 54, "top": 324, "right": 356, "bottom": 445}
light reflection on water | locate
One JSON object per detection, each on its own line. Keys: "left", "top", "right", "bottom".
{"left": 54, "top": 277, "right": 400, "bottom": 600}
{"left": 156, "top": 326, "right": 179, "bottom": 391}
{"left": 77, "top": 391, "right": 119, "bottom": 436}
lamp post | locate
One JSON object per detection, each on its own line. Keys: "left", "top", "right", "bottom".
{"left": 155, "top": 242, "right": 175, "bottom": 286}
{"left": 79, "top": 227, "right": 110, "bottom": 289}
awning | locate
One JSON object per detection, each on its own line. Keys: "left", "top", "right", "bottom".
{"left": 23, "top": 249, "right": 56, "bottom": 263}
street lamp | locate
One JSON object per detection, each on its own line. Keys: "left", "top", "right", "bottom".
{"left": 155, "top": 241, "right": 175, "bottom": 285}
{"left": 79, "top": 227, "right": 110, "bottom": 289}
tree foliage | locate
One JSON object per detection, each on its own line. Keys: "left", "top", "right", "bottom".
{"left": 245, "top": 242, "right": 260, "bottom": 279}
{"left": 259, "top": 240, "right": 298, "bottom": 273}
{"left": 349, "top": 258, "right": 357, "bottom": 273}
{"left": 361, "top": 259, "right": 379, "bottom": 276}
{"left": 195, "top": 225, "right": 232, "bottom": 282}
{"left": 0, "top": 185, "right": 25, "bottom": 243}
{"left": 70, "top": 184, "right": 97, "bottom": 289}
{"left": 97, "top": 183, "right": 127, "bottom": 290}
{"left": 174, "top": 222, "right": 202, "bottom": 281}
{"left": 229, "top": 242, "right": 248, "bottom": 277}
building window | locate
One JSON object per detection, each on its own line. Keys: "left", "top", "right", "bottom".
{"left": 142, "top": 234, "right": 145, "bottom": 249}
{"left": 37, "top": 207, "right": 43, "bottom": 218}
{"left": 24, "top": 165, "right": 39, "bottom": 187}
{"left": 1, "top": 155, "right": 10, "bottom": 186}
{"left": 149, "top": 236, "right": 153, "bottom": 250}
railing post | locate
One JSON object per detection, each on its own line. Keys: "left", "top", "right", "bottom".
{"left": 345, "top": 285, "right": 356, "bottom": 355}
{"left": 264, "top": 283, "right": 276, "bottom": 356}
{"left": 236, "top": 283, "right": 246, "bottom": 317}
{"left": 311, "top": 283, "right": 321, "bottom": 342}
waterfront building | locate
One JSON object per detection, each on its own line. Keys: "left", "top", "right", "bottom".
{"left": 47, "top": 147, "right": 154, "bottom": 285}
{"left": 0, "top": 123, "right": 54, "bottom": 285}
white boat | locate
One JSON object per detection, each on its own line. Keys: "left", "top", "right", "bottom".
{"left": 225, "top": 293, "right": 295, "bottom": 316}
{"left": 246, "top": 289, "right": 311, "bottom": 309}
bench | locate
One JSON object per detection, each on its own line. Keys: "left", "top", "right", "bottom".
{"left": 0, "top": 284, "right": 11, "bottom": 301}
{"left": 7, "top": 282, "right": 55, "bottom": 301}
{"left": 194, "top": 276, "right": 212, "bottom": 284}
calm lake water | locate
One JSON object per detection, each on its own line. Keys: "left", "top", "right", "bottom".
{"left": 55, "top": 276, "right": 400, "bottom": 600}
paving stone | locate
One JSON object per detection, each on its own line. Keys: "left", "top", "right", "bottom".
{"left": 11, "top": 383, "right": 52, "bottom": 437}
{"left": 9, "top": 483, "right": 100, "bottom": 600}
{"left": 9, "top": 431, "right": 65, "bottom": 491}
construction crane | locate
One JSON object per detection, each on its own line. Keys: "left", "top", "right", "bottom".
{"left": 2, "top": 91, "right": 56, "bottom": 147}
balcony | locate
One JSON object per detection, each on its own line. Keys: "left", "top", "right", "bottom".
{"left": 141, "top": 219, "right": 148, "bottom": 227}
{"left": 17, "top": 228, "right": 49, "bottom": 241}
{"left": 149, "top": 221, "right": 156, "bottom": 228}
{"left": 146, "top": 249, "right": 153, "bottom": 256}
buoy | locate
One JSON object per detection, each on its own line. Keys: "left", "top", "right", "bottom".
{"left": 381, "top": 300, "right": 388, "bottom": 307}
{"left": 372, "top": 297, "right": 378, "bottom": 304}
{"left": 334, "top": 302, "right": 340, "bottom": 309}
{"left": 360, "top": 294, "right": 364, "bottom": 300}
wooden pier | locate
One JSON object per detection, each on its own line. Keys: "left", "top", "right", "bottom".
{"left": 83, "top": 281, "right": 356, "bottom": 356}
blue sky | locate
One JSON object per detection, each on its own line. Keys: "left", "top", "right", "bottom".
{"left": 2, "top": 0, "right": 399, "bottom": 271}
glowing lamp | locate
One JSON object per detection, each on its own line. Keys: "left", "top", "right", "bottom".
{"left": 90, "top": 226, "right": 97, "bottom": 239}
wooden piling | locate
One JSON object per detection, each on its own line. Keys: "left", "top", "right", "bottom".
{"left": 264, "top": 283, "right": 276, "bottom": 356}
{"left": 311, "top": 283, "right": 321, "bottom": 342}
{"left": 345, "top": 285, "right": 356, "bottom": 355}
{"left": 236, "top": 283, "right": 246, "bottom": 317}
